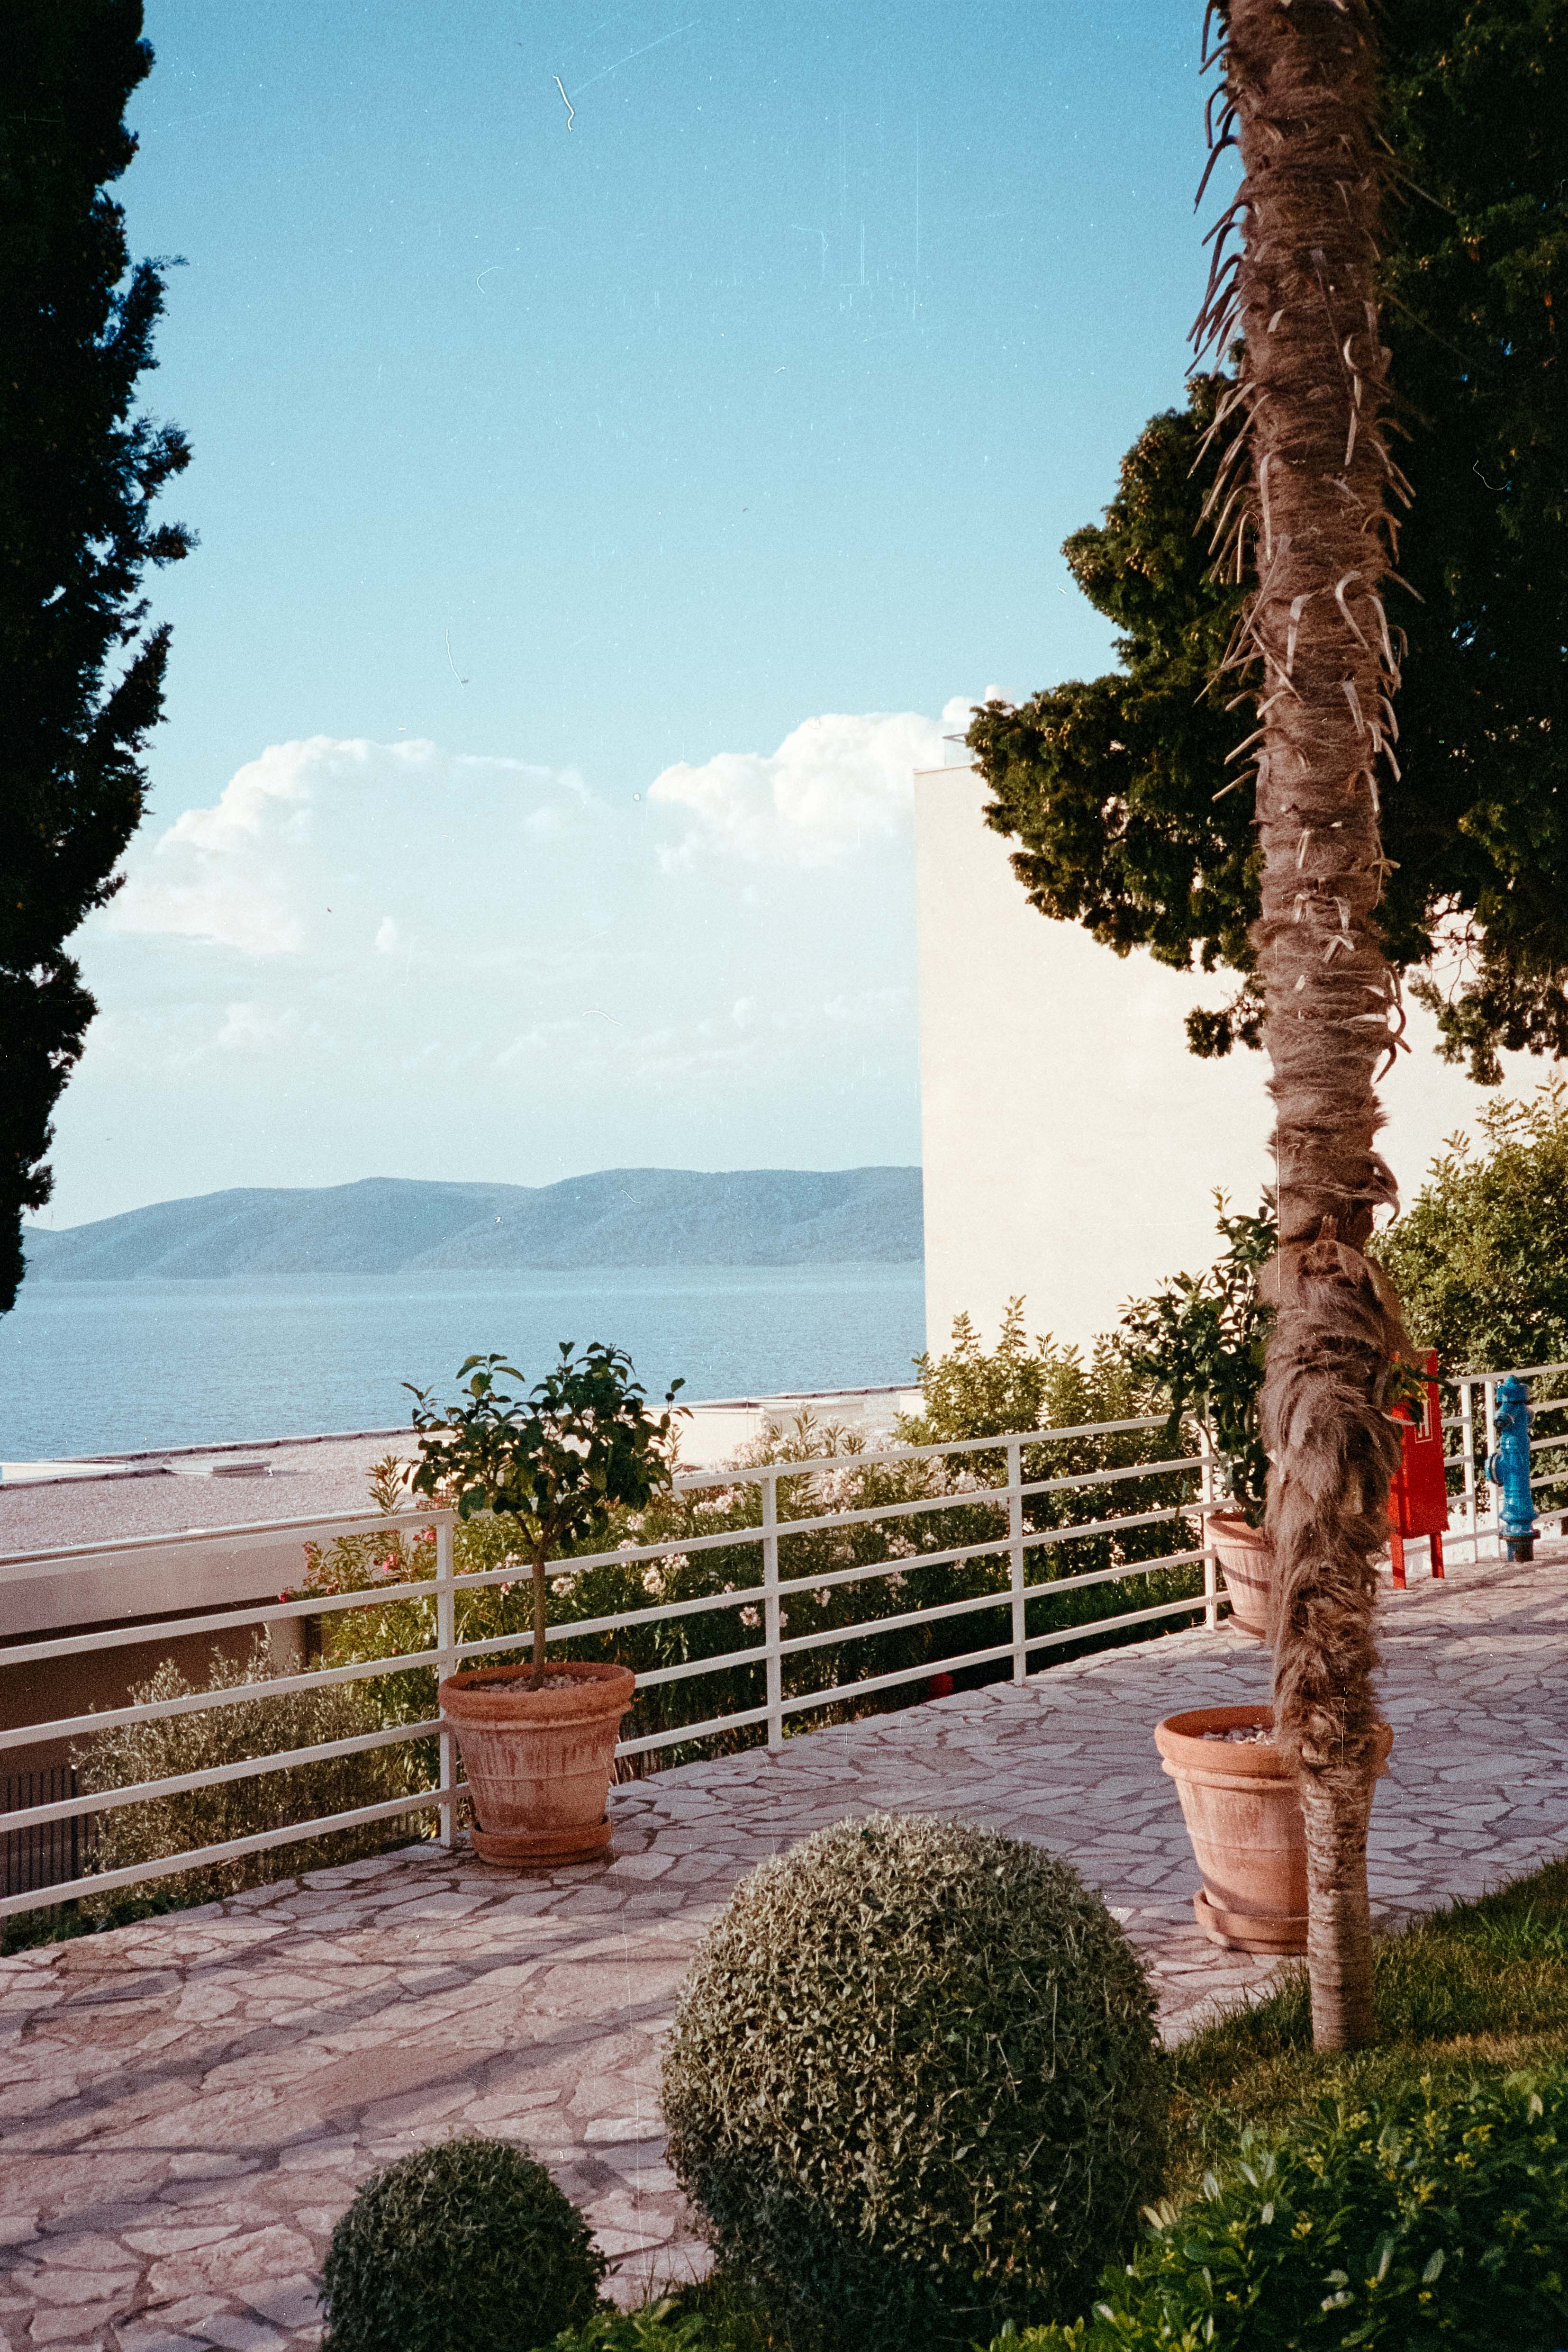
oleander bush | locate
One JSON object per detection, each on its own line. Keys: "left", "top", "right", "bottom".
{"left": 320, "top": 2135, "right": 606, "bottom": 2352}
{"left": 661, "top": 1813, "right": 1167, "bottom": 2351}
{"left": 985, "top": 2071, "right": 1568, "bottom": 2351}
{"left": 301, "top": 1309, "right": 1204, "bottom": 1781}
{"left": 72, "top": 1634, "right": 429, "bottom": 1918}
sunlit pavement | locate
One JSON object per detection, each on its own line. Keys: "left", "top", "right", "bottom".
{"left": 2, "top": 1546, "right": 1565, "bottom": 2351}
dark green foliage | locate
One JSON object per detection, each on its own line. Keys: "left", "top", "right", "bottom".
{"left": 972, "top": 378, "right": 1260, "bottom": 1056}
{"left": 970, "top": 0, "right": 1567, "bottom": 1078}
{"left": 407, "top": 1342, "right": 684, "bottom": 1674}
{"left": 1, "top": 0, "right": 193, "bottom": 1312}
{"left": 1119, "top": 1202, "right": 1277, "bottom": 1523}
{"left": 1374, "top": 1082, "right": 1568, "bottom": 1372}
{"left": 994, "top": 2073, "right": 1568, "bottom": 2351}
{"left": 661, "top": 1813, "right": 1167, "bottom": 2350}
{"left": 320, "top": 2135, "right": 606, "bottom": 2352}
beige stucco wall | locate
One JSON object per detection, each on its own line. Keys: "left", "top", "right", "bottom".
{"left": 913, "top": 762, "right": 1532, "bottom": 1361}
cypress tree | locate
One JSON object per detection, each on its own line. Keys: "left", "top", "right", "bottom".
{"left": 0, "top": 0, "right": 192, "bottom": 1315}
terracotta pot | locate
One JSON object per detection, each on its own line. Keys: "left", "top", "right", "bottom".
{"left": 439, "top": 1659, "right": 635, "bottom": 1871}
{"left": 1206, "top": 1511, "right": 1274, "bottom": 1641}
{"left": 1154, "top": 1703, "right": 1393, "bottom": 1954}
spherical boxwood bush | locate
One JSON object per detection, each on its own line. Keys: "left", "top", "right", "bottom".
{"left": 660, "top": 1812, "right": 1166, "bottom": 2349}
{"left": 320, "top": 2134, "right": 607, "bottom": 2352}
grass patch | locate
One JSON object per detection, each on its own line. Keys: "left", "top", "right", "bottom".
{"left": 1169, "top": 1853, "right": 1568, "bottom": 2178}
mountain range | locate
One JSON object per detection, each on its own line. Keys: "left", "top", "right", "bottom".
{"left": 20, "top": 1168, "right": 923, "bottom": 1280}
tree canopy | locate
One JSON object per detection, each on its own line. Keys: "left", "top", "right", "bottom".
{"left": 970, "top": 0, "right": 1565, "bottom": 1081}
{"left": 0, "top": 0, "right": 192, "bottom": 1315}
{"left": 1375, "top": 1082, "right": 1568, "bottom": 1371}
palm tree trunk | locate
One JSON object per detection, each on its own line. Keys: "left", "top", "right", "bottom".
{"left": 1200, "top": 0, "right": 1412, "bottom": 2047}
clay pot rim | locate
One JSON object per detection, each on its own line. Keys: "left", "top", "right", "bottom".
{"left": 439, "top": 1658, "right": 636, "bottom": 1727}
{"left": 1155, "top": 1702, "right": 1392, "bottom": 1781}
{"left": 1203, "top": 1511, "right": 1271, "bottom": 1550}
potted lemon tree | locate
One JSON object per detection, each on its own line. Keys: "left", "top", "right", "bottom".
{"left": 1120, "top": 1199, "right": 1275, "bottom": 1639}
{"left": 408, "top": 1343, "right": 683, "bottom": 1869}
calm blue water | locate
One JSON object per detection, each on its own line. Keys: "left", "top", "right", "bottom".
{"left": 0, "top": 1265, "right": 927, "bottom": 1459}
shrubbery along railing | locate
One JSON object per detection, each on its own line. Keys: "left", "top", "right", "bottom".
{"left": 0, "top": 1416, "right": 1213, "bottom": 1919}
{"left": 0, "top": 1366, "right": 1555, "bottom": 1921}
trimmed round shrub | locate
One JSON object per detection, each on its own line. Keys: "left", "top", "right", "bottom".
{"left": 661, "top": 1812, "right": 1166, "bottom": 2349}
{"left": 320, "top": 2135, "right": 606, "bottom": 2352}
{"left": 999, "top": 2069, "right": 1568, "bottom": 2350}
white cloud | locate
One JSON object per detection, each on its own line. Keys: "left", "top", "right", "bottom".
{"left": 649, "top": 696, "right": 979, "bottom": 866}
{"left": 50, "top": 715, "right": 935, "bottom": 1222}
{"left": 112, "top": 737, "right": 590, "bottom": 960}
{"left": 216, "top": 1002, "right": 295, "bottom": 1054}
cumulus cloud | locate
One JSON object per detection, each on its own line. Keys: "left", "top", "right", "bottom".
{"left": 649, "top": 696, "right": 980, "bottom": 865}
{"left": 112, "top": 736, "right": 592, "bottom": 961}
{"left": 52, "top": 715, "right": 931, "bottom": 1222}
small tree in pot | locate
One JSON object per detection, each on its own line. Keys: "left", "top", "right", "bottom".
{"left": 407, "top": 1344, "right": 684, "bottom": 1868}
{"left": 1120, "top": 1200, "right": 1275, "bottom": 1637}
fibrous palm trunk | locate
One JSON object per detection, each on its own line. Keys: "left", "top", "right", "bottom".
{"left": 1196, "top": 0, "right": 1413, "bottom": 2048}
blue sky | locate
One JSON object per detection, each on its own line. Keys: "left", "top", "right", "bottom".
{"left": 45, "top": 0, "right": 1227, "bottom": 1226}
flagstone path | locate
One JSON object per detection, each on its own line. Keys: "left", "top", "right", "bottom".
{"left": 1, "top": 1546, "right": 1565, "bottom": 2352}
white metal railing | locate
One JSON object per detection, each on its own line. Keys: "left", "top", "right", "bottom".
{"left": 1, "top": 1368, "right": 1556, "bottom": 1923}
{"left": 0, "top": 1419, "right": 1219, "bottom": 1920}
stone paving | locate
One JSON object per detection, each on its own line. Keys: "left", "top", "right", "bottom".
{"left": 1, "top": 1546, "right": 1565, "bottom": 2352}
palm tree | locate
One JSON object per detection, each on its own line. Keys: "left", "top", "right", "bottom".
{"left": 1196, "top": 0, "right": 1413, "bottom": 2047}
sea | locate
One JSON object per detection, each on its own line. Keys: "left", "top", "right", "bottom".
{"left": 0, "top": 1264, "right": 927, "bottom": 1461}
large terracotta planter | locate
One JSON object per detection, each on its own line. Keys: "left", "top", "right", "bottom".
{"left": 1206, "top": 1512, "right": 1273, "bottom": 1641}
{"left": 439, "top": 1659, "right": 635, "bottom": 1870}
{"left": 1154, "top": 1702, "right": 1393, "bottom": 1954}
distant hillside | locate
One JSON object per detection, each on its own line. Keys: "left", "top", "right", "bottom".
{"left": 20, "top": 1168, "right": 924, "bottom": 1280}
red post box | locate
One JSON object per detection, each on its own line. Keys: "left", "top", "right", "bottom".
{"left": 1388, "top": 1349, "right": 1449, "bottom": 1586}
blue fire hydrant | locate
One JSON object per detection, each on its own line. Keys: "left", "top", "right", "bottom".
{"left": 1486, "top": 1374, "right": 1537, "bottom": 1562}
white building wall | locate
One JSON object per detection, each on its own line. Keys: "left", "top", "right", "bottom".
{"left": 914, "top": 762, "right": 1537, "bottom": 1360}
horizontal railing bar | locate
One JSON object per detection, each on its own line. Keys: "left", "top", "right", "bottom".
{"left": 776, "top": 1592, "right": 1215, "bottom": 1722}
{"left": 0, "top": 1645, "right": 446, "bottom": 1755}
{"left": 1027, "top": 1503, "right": 1185, "bottom": 1549}
{"left": 667, "top": 1416, "right": 1168, "bottom": 1489}
{"left": 0, "top": 1718, "right": 442, "bottom": 1836}
{"left": 1024, "top": 1547, "right": 1209, "bottom": 1599}
{"left": 0, "top": 1508, "right": 452, "bottom": 1584}
{"left": 779, "top": 1583, "right": 1013, "bottom": 1660}
{"left": 456, "top": 1581, "right": 770, "bottom": 1653}
{"left": 0, "top": 1787, "right": 450, "bottom": 1921}
{"left": 1023, "top": 1592, "right": 1215, "bottom": 1655}
{"left": 0, "top": 1574, "right": 441, "bottom": 1671}
{"left": 777, "top": 1643, "right": 1017, "bottom": 1715}
{"left": 776, "top": 1549, "right": 1209, "bottom": 1664}
{"left": 616, "top": 1701, "right": 774, "bottom": 1759}
{"left": 530, "top": 1544, "right": 1220, "bottom": 1692}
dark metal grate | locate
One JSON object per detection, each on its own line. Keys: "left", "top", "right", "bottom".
{"left": 2, "top": 1769, "right": 98, "bottom": 1898}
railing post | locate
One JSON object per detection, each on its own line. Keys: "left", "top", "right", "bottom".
{"left": 1200, "top": 1451, "right": 1219, "bottom": 1632}
{"left": 762, "top": 1471, "right": 783, "bottom": 1751}
{"left": 435, "top": 1514, "right": 457, "bottom": 1847}
{"left": 1008, "top": 1438, "right": 1027, "bottom": 1683}
{"left": 1459, "top": 1378, "right": 1477, "bottom": 1564}
{"left": 1482, "top": 1377, "right": 1501, "bottom": 1562}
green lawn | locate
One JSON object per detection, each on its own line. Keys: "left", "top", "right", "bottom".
{"left": 1167, "top": 1853, "right": 1568, "bottom": 2177}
